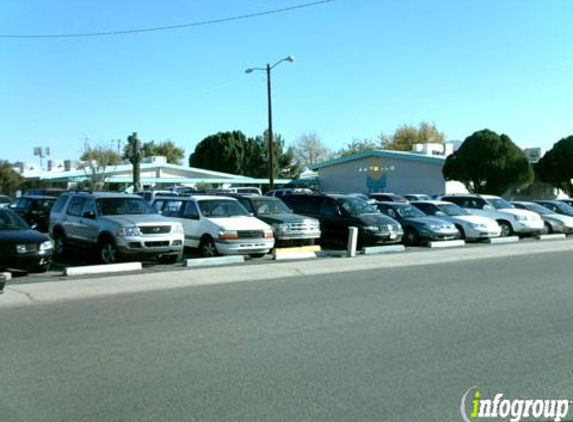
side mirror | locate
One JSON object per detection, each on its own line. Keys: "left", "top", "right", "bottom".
{"left": 483, "top": 205, "right": 495, "bottom": 211}
{"left": 435, "top": 211, "right": 446, "bottom": 217}
{"left": 82, "top": 211, "right": 96, "bottom": 219}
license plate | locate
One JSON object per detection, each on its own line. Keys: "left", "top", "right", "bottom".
{"left": 389, "top": 234, "right": 397, "bottom": 239}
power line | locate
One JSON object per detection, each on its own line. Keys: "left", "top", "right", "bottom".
{"left": 0, "top": 0, "right": 343, "bottom": 39}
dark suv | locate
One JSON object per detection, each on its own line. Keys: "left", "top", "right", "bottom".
{"left": 11, "top": 195, "right": 57, "bottom": 232}
{"left": 234, "top": 195, "right": 321, "bottom": 246}
{"left": 281, "top": 194, "right": 403, "bottom": 247}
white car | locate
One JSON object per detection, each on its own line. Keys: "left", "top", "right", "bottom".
{"left": 152, "top": 196, "right": 275, "bottom": 257}
{"left": 411, "top": 200, "right": 501, "bottom": 241}
{"left": 512, "top": 201, "right": 573, "bottom": 234}
{"left": 440, "top": 194, "right": 544, "bottom": 237}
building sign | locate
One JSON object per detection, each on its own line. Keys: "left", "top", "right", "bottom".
{"left": 358, "top": 158, "right": 395, "bottom": 193}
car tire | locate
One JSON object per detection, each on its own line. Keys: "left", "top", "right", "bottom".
{"left": 199, "top": 236, "right": 218, "bottom": 257}
{"left": 498, "top": 221, "right": 513, "bottom": 237}
{"left": 53, "top": 231, "right": 67, "bottom": 257}
{"left": 544, "top": 222, "right": 553, "bottom": 234}
{"left": 403, "top": 228, "right": 420, "bottom": 246}
{"left": 249, "top": 253, "right": 266, "bottom": 258}
{"left": 455, "top": 225, "right": 466, "bottom": 240}
{"left": 99, "top": 239, "right": 118, "bottom": 264}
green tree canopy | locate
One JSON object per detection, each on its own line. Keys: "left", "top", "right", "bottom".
{"left": 535, "top": 135, "right": 573, "bottom": 196}
{"left": 0, "top": 160, "right": 24, "bottom": 196}
{"left": 125, "top": 140, "right": 184, "bottom": 165}
{"left": 381, "top": 121, "right": 445, "bottom": 151}
{"left": 442, "top": 129, "right": 533, "bottom": 195}
{"left": 188, "top": 130, "right": 301, "bottom": 179}
{"left": 189, "top": 131, "right": 248, "bottom": 175}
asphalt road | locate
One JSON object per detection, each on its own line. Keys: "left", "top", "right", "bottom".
{"left": 2, "top": 251, "right": 573, "bottom": 421}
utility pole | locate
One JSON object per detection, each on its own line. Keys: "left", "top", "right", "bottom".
{"left": 126, "top": 132, "right": 142, "bottom": 192}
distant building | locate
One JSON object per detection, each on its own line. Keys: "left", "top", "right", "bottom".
{"left": 310, "top": 149, "right": 467, "bottom": 195}
{"left": 522, "top": 147, "right": 544, "bottom": 163}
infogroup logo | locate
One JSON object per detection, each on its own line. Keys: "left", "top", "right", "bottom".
{"left": 460, "top": 387, "right": 571, "bottom": 422}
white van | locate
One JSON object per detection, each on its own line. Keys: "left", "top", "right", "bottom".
{"left": 152, "top": 196, "right": 274, "bottom": 257}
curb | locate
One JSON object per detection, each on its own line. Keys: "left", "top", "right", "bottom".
{"left": 427, "top": 240, "right": 465, "bottom": 248}
{"left": 486, "top": 236, "right": 520, "bottom": 244}
{"left": 183, "top": 256, "right": 245, "bottom": 267}
{"left": 64, "top": 262, "right": 143, "bottom": 277}
{"left": 536, "top": 234, "right": 567, "bottom": 241}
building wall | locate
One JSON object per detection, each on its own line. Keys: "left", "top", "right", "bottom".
{"left": 317, "top": 156, "right": 448, "bottom": 195}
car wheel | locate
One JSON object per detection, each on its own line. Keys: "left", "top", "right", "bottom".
{"left": 53, "top": 232, "right": 67, "bottom": 257}
{"left": 403, "top": 228, "right": 420, "bottom": 246}
{"left": 543, "top": 222, "right": 553, "bottom": 234}
{"left": 249, "top": 253, "right": 266, "bottom": 258}
{"left": 455, "top": 225, "right": 466, "bottom": 240}
{"left": 498, "top": 221, "right": 513, "bottom": 237}
{"left": 99, "top": 239, "right": 118, "bottom": 264}
{"left": 199, "top": 236, "right": 218, "bottom": 257}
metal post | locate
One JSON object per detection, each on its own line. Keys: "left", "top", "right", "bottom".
{"left": 347, "top": 226, "right": 358, "bottom": 257}
{"left": 266, "top": 63, "right": 274, "bottom": 190}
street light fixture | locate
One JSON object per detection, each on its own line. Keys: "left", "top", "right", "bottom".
{"left": 245, "top": 56, "right": 295, "bottom": 190}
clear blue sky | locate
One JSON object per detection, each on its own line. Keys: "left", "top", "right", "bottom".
{"left": 1, "top": 0, "right": 572, "bottom": 166}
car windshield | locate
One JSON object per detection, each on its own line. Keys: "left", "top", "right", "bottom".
{"left": 395, "top": 204, "right": 425, "bottom": 218}
{"left": 251, "top": 198, "right": 291, "bottom": 215}
{"left": 521, "top": 203, "right": 552, "bottom": 215}
{"left": 487, "top": 198, "right": 513, "bottom": 209}
{"left": 338, "top": 197, "right": 378, "bottom": 216}
{"left": 550, "top": 202, "right": 573, "bottom": 214}
{"left": 438, "top": 203, "right": 469, "bottom": 216}
{"left": 198, "top": 199, "right": 249, "bottom": 218}
{"left": 97, "top": 197, "right": 155, "bottom": 215}
{"left": 0, "top": 210, "right": 29, "bottom": 230}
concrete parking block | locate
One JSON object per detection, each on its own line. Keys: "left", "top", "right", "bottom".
{"left": 1, "top": 272, "right": 12, "bottom": 281}
{"left": 536, "top": 234, "right": 567, "bottom": 241}
{"left": 361, "top": 245, "right": 406, "bottom": 255}
{"left": 184, "top": 256, "right": 245, "bottom": 268}
{"left": 486, "top": 236, "right": 520, "bottom": 244}
{"left": 274, "top": 252, "right": 319, "bottom": 261}
{"left": 273, "top": 245, "right": 321, "bottom": 261}
{"left": 427, "top": 240, "right": 466, "bottom": 248}
{"left": 64, "top": 262, "right": 143, "bottom": 276}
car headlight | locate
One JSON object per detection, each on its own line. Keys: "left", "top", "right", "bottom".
{"left": 272, "top": 223, "right": 289, "bottom": 233}
{"left": 514, "top": 215, "right": 527, "bottom": 221}
{"left": 172, "top": 223, "right": 184, "bottom": 234}
{"left": 40, "top": 240, "right": 53, "bottom": 251}
{"left": 116, "top": 226, "right": 140, "bottom": 237}
{"left": 470, "top": 223, "right": 487, "bottom": 229}
{"left": 218, "top": 230, "right": 238, "bottom": 240}
{"left": 15, "top": 244, "right": 28, "bottom": 254}
{"left": 264, "top": 229, "right": 274, "bottom": 238}
{"left": 364, "top": 225, "right": 380, "bottom": 232}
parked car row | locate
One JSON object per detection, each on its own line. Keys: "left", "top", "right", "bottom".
{"left": 2, "top": 188, "right": 573, "bottom": 274}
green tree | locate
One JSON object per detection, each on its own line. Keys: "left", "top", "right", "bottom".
{"left": 80, "top": 142, "right": 122, "bottom": 190}
{"left": 0, "top": 160, "right": 24, "bottom": 196}
{"left": 535, "top": 135, "right": 573, "bottom": 196}
{"left": 442, "top": 129, "right": 533, "bottom": 195}
{"left": 336, "top": 138, "right": 379, "bottom": 157}
{"left": 381, "top": 121, "right": 445, "bottom": 151}
{"left": 188, "top": 130, "right": 301, "bottom": 180}
{"left": 142, "top": 140, "right": 185, "bottom": 165}
{"left": 189, "top": 131, "right": 248, "bottom": 175}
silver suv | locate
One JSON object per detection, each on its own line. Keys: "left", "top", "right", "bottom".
{"left": 49, "top": 192, "right": 184, "bottom": 264}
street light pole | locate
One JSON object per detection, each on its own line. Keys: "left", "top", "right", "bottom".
{"left": 246, "top": 56, "right": 294, "bottom": 191}
{"left": 266, "top": 63, "right": 274, "bottom": 190}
